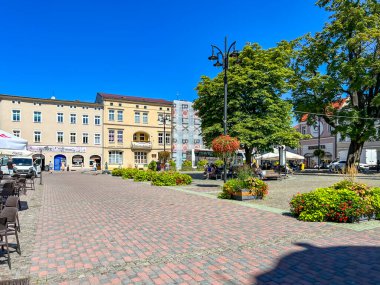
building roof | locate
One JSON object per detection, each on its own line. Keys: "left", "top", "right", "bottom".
{"left": 97, "top": 92, "right": 172, "bottom": 106}
{"left": 299, "top": 98, "right": 348, "bottom": 122}
{"left": 0, "top": 93, "right": 102, "bottom": 107}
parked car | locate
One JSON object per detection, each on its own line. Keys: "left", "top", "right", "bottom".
{"left": 329, "top": 160, "right": 346, "bottom": 173}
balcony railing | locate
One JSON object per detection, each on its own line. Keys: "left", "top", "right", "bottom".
{"left": 131, "top": 141, "right": 152, "bottom": 150}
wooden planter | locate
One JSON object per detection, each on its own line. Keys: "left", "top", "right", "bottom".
{"left": 231, "top": 189, "right": 263, "bottom": 201}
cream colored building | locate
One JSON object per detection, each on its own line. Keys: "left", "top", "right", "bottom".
{"left": 95, "top": 93, "right": 172, "bottom": 169}
{"left": 0, "top": 94, "right": 103, "bottom": 171}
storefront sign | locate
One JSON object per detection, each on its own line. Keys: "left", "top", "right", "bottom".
{"left": 27, "top": 145, "right": 86, "bottom": 153}
{"left": 308, "top": 145, "right": 326, "bottom": 150}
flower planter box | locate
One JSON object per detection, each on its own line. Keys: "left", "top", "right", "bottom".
{"left": 231, "top": 189, "right": 262, "bottom": 201}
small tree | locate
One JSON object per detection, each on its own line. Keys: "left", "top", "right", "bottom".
{"left": 158, "top": 151, "right": 170, "bottom": 163}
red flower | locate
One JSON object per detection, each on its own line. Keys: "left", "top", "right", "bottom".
{"left": 212, "top": 135, "right": 240, "bottom": 155}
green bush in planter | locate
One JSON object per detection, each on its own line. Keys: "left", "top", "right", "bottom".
{"left": 169, "top": 160, "right": 177, "bottom": 171}
{"left": 197, "top": 159, "right": 208, "bottom": 170}
{"left": 181, "top": 160, "right": 193, "bottom": 171}
{"left": 214, "top": 159, "right": 224, "bottom": 168}
{"left": 134, "top": 170, "right": 150, "bottom": 181}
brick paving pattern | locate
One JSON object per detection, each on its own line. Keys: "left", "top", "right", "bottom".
{"left": 0, "top": 172, "right": 379, "bottom": 284}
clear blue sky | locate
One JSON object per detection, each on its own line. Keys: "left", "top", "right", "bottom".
{"left": 0, "top": 0, "right": 328, "bottom": 103}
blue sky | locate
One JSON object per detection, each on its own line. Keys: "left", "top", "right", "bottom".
{"left": 0, "top": 0, "right": 328, "bottom": 103}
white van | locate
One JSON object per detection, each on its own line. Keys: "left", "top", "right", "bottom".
{"left": 0, "top": 156, "right": 41, "bottom": 177}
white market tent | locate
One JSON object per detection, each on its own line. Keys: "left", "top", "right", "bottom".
{"left": 256, "top": 152, "right": 305, "bottom": 161}
{"left": 0, "top": 130, "right": 32, "bottom": 156}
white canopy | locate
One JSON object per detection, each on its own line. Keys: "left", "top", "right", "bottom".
{"left": 0, "top": 130, "right": 29, "bottom": 155}
{"left": 256, "top": 152, "right": 304, "bottom": 161}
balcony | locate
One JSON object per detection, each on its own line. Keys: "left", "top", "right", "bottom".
{"left": 131, "top": 141, "right": 152, "bottom": 150}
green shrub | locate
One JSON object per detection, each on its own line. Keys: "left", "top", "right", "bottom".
{"left": 214, "top": 159, "right": 224, "bottom": 168}
{"left": 148, "top": 161, "right": 157, "bottom": 171}
{"left": 173, "top": 172, "right": 192, "bottom": 185}
{"left": 169, "top": 160, "right": 177, "bottom": 171}
{"left": 121, "top": 168, "right": 139, "bottom": 179}
{"left": 290, "top": 186, "right": 366, "bottom": 223}
{"left": 236, "top": 165, "right": 254, "bottom": 180}
{"left": 219, "top": 177, "right": 268, "bottom": 199}
{"left": 151, "top": 172, "right": 176, "bottom": 186}
{"left": 181, "top": 160, "right": 193, "bottom": 171}
{"left": 134, "top": 170, "right": 150, "bottom": 181}
{"left": 197, "top": 159, "right": 208, "bottom": 170}
{"left": 218, "top": 191, "right": 231, "bottom": 199}
{"left": 111, "top": 168, "right": 125, "bottom": 176}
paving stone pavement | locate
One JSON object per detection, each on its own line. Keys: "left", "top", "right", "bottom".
{"left": 0, "top": 172, "right": 379, "bottom": 284}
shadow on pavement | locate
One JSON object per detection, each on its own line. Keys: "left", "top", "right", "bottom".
{"left": 254, "top": 243, "right": 380, "bottom": 285}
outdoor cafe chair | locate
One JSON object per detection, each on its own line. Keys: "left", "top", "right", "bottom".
{"left": 4, "top": 197, "right": 20, "bottom": 233}
{"left": 0, "top": 217, "right": 11, "bottom": 268}
{"left": 25, "top": 175, "right": 35, "bottom": 191}
{"left": 0, "top": 207, "right": 21, "bottom": 265}
{"left": 0, "top": 182, "right": 15, "bottom": 210}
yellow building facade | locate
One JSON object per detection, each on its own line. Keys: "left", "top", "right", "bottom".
{"left": 95, "top": 93, "right": 172, "bottom": 169}
{"left": 0, "top": 94, "right": 103, "bottom": 171}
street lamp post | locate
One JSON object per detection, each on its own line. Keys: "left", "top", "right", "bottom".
{"left": 39, "top": 148, "right": 43, "bottom": 185}
{"left": 158, "top": 112, "right": 171, "bottom": 162}
{"left": 208, "top": 37, "right": 238, "bottom": 182}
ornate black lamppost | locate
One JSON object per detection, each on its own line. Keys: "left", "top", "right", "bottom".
{"left": 208, "top": 37, "right": 239, "bottom": 182}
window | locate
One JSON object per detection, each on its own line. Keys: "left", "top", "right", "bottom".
{"left": 34, "top": 111, "right": 41, "bottom": 123}
{"left": 182, "top": 139, "right": 188, "bottom": 144}
{"left": 109, "top": 110, "right": 115, "bottom": 121}
{"left": 143, "top": 112, "right": 148, "bottom": 124}
{"left": 34, "top": 131, "right": 41, "bottom": 143}
{"left": 82, "top": 115, "right": 89, "bottom": 125}
{"left": 117, "top": 110, "right": 123, "bottom": 121}
{"left": 110, "top": 103, "right": 113, "bottom": 106}
{"left": 301, "top": 126, "right": 306, "bottom": 135}
{"left": 140, "top": 133, "right": 145, "bottom": 141}
{"left": 119, "top": 103, "right": 122, "bottom": 107}
{"left": 83, "top": 133, "right": 88, "bottom": 144}
{"left": 136, "top": 105, "right": 139, "bottom": 108}
{"left": 182, "top": 118, "right": 189, "bottom": 124}
{"left": 13, "top": 130, "right": 20, "bottom": 137}
{"left": 57, "top": 113, "right": 64, "bottom": 123}
{"left": 134, "top": 152, "right": 147, "bottom": 164}
{"left": 194, "top": 139, "right": 200, "bottom": 144}
{"left": 158, "top": 133, "right": 163, "bottom": 144}
{"left": 109, "top": 151, "right": 123, "bottom": 164}
{"left": 134, "top": 112, "right": 140, "bottom": 123}
{"left": 70, "top": 114, "right": 76, "bottom": 124}
{"left": 57, "top": 132, "right": 64, "bottom": 143}
{"left": 109, "top": 130, "right": 115, "bottom": 143}
{"left": 95, "top": 115, "right": 101, "bottom": 125}
{"left": 144, "top": 106, "right": 147, "bottom": 109}
{"left": 158, "top": 113, "right": 163, "bottom": 124}
{"left": 70, "top": 133, "right": 76, "bottom": 144}
{"left": 94, "top": 134, "right": 101, "bottom": 145}
{"left": 117, "top": 130, "right": 123, "bottom": 143}
{"left": 12, "top": 110, "right": 20, "bottom": 122}
{"left": 165, "top": 133, "right": 171, "bottom": 144}
{"left": 194, "top": 119, "right": 200, "bottom": 125}
{"left": 182, "top": 104, "right": 188, "bottom": 110}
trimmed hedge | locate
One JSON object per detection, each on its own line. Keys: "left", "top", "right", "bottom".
{"left": 112, "top": 168, "right": 192, "bottom": 186}
{"left": 290, "top": 180, "right": 380, "bottom": 223}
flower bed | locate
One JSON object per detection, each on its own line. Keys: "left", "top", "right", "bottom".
{"left": 219, "top": 177, "right": 269, "bottom": 200}
{"left": 290, "top": 180, "right": 380, "bottom": 223}
{"left": 112, "top": 168, "right": 192, "bottom": 186}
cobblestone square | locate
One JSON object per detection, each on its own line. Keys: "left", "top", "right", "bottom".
{"left": 0, "top": 172, "right": 379, "bottom": 284}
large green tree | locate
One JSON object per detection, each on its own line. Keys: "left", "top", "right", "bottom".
{"left": 291, "top": 0, "right": 380, "bottom": 168}
{"left": 194, "top": 42, "right": 303, "bottom": 165}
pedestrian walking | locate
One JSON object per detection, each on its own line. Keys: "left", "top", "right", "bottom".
{"left": 7, "top": 158, "right": 14, "bottom": 175}
{"left": 49, "top": 161, "right": 53, "bottom": 173}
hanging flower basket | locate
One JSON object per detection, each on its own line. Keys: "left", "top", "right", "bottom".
{"left": 211, "top": 135, "right": 240, "bottom": 156}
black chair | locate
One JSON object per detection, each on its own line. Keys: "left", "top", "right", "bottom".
{"left": 0, "top": 207, "right": 21, "bottom": 264}
{"left": 0, "top": 182, "right": 15, "bottom": 210}
{"left": 0, "top": 217, "right": 10, "bottom": 268}
{"left": 4, "top": 197, "right": 20, "bottom": 232}
{"left": 25, "top": 174, "right": 35, "bottom": 191}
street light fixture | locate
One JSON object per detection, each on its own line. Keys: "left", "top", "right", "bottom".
{"left": 158, "top": 112, "right": 171, "bottom": 157}
{"left": 208, "top": 36, "right": 238, "bottom": 182}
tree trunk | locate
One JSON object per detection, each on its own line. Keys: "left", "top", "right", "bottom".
{"left": 346, "top": 140, "right": 364, "bottom": 169}
{"left": 244, "top": 146, "right": 253, "bottom": 166}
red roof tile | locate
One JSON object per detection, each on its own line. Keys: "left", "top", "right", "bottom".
{"left": 97, "top": 92, "right": 172, "bottom": 105}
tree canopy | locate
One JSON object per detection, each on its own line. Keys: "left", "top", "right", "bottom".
{"left": 291, "top": 0, "right": 380, "bottom": 167}
{"left": 194, "top": 41, "right": 303, "bottom": 164}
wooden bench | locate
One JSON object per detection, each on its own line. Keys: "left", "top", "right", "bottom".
{"left": 262, "top": 170, "right": 283, "bottom": 180}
